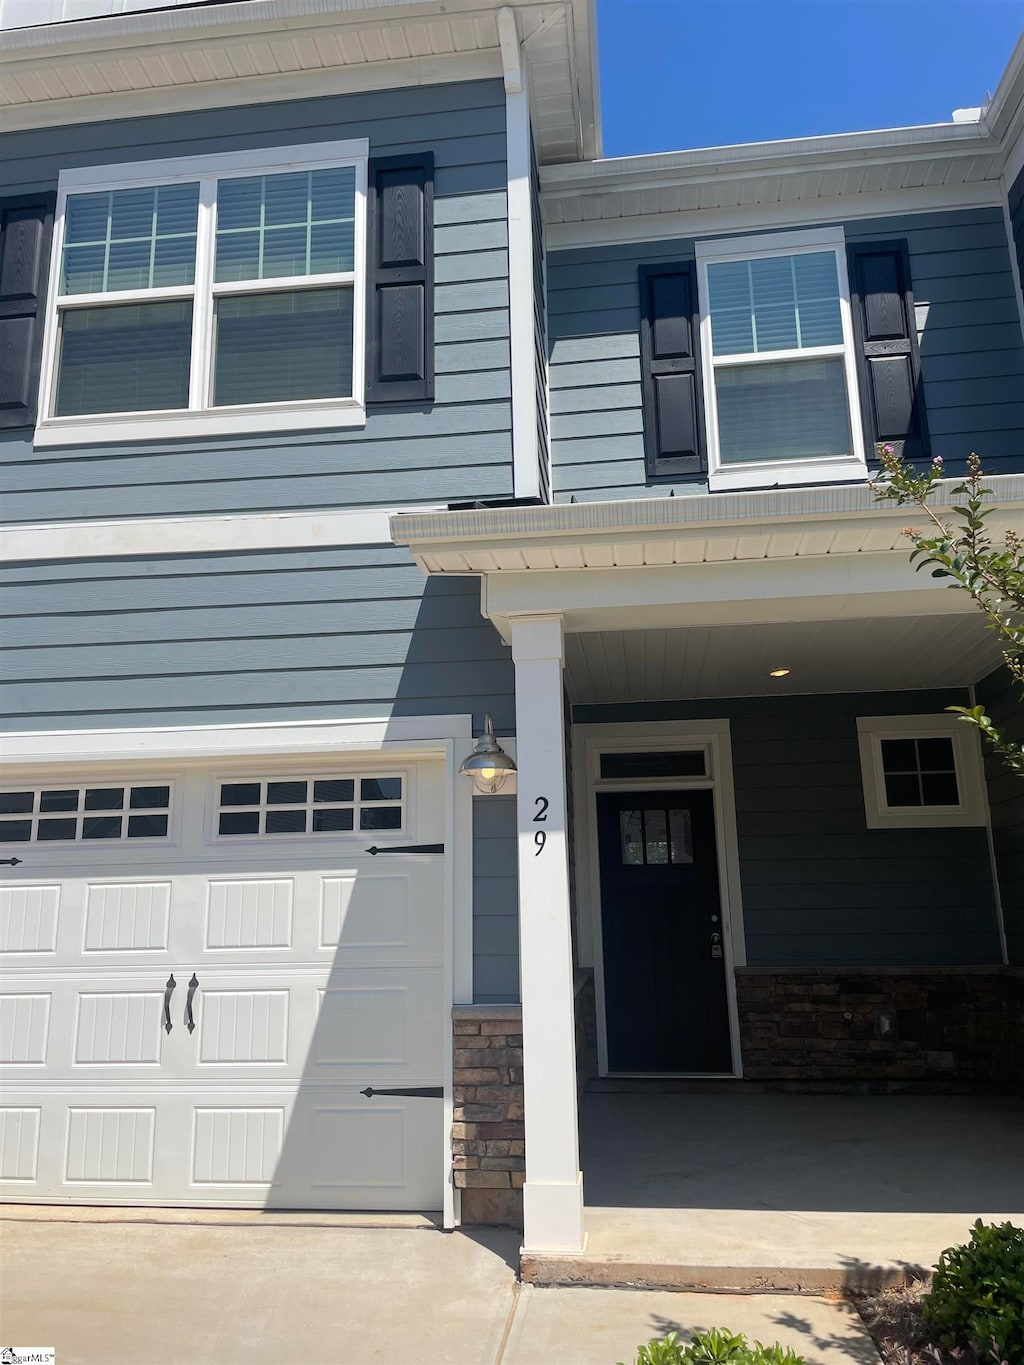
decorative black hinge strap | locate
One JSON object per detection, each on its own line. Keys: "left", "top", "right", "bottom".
{"left": 360, "top": 1086, "right": 444, "bottom": 1099}
{"left": 0, "top": 857, "right": 23, "bottom": 867}
{"left": 365, "top": 843, "right": 444, "bottom": 856}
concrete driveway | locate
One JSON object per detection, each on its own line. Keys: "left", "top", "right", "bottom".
{"left": 0, "top": 1213, "right": 879, "bottom": 1365}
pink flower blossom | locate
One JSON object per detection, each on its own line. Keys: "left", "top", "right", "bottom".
{"left": 932, "top": 455, "right": 944, "bottom": 467}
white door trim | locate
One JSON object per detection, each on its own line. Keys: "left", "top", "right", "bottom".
{"left": 0, "top": 713, "right": 475, "bottom": 1228}
{"left": 572, "top": 719, "right": 745, "bottom": 1079}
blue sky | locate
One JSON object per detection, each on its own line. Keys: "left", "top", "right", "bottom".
{"left": 596, "top": 0, "right": 1024, "bottom": 157}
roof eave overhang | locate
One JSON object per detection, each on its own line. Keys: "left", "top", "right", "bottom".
{"left": 390, "top": 476, "right": 1024, "bottom": 577}
{"left": 540, "top": 31, "right": 1024, "bottom": 232}
{"left": 0, "top": 0, "right": 601, "bottom": 161}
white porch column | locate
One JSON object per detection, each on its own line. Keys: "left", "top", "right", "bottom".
{"left": 510, "top": 613, "right": 585, "bottom": 1253}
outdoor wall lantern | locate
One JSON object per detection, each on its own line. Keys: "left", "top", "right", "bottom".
{"left": 459, "top": 713, "right": 517, "bottom": 794}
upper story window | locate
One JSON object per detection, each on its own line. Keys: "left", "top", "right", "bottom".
{"left": 638, "top": 227, "right": 928, "bottom": 492}
{"left": 34, "top": 141, "right": 369, "bottom": 446}
{"left": 695, "top": 228, "right": 865, "bottom": 490}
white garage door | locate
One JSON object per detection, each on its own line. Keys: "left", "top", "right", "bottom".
{"left": 0, "top": 758, "right": 446, "bottom": 1210}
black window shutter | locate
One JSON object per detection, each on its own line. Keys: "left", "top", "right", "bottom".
{"left": 639, "top": 263, "right": 706, "bottom": 477}
{"left": 0, "top": 193, "right": 55, "bottom": 431}
{"left": 847, "top": 240, "right": 929, "bottom": 461}
{"left": 366, "top": 153, "right": 434, "bottom": 405}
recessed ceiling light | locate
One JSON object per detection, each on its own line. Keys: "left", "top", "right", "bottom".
{"left": 769, "top": 667, "right": 791, "bottom": 678}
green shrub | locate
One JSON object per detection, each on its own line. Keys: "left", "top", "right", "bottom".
{"left": 922, "top": 1219, "right": 1024, "bottom": 1363}
{"left": 619, "top": 1327, "right": 807, "bottom": 1365}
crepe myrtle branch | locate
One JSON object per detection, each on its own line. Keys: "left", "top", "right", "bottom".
{"left": 869, "top": 445, "right": 1024, "bottom": 780}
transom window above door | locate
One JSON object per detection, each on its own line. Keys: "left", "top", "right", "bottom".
{"left": 695, "top": 227, "right": 866, "bottom": 491}
{"left": 215, "top": 774, "right": 404, "bottom": 838}
{"left": 35, "top": 141, "right": 367, "bottom": 445}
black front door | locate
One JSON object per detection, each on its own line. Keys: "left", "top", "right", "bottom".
{"left": 597, "top": 789, "right": 732, "bottom": 1073}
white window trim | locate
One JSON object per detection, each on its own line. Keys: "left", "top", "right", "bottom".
{"left": 695, "top": 225, "right": 867, "bottom": 492}
{"left": 856, "top": 714, "right": 988, "bottom": 829}
{"left": 35, "top": 140, "right": 369, "bottom": 448}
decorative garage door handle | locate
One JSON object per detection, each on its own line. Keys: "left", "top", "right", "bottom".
{"left": 185, "top": 973, "right": 199, "bottom": 1033}
{"left": 365, "top": 843, "right": 444, "bottom": 856}
{"left": 163, "top": 974, "right": 176, "bottom": 1034}
{"left": 360, "top": 1086, "right": 444, "bottom": 1099}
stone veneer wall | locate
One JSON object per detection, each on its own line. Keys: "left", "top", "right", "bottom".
{"left": 451, "top": 1004, "right": 524, "bottom": 1228}
{"left": 736, "top": 967, "right": 1024, "bottom": 1085}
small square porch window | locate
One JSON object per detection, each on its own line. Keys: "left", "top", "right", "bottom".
{"left": 856, "top": 716, "right": 987, "bottom": 829}
{"left": 695, "top": 227, "right": 867, "bottom": 492}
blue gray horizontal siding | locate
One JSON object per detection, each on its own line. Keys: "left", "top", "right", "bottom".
{"left": 473, "top": 796, "right": 519, "bottom": 1003}
{"left": 0, "top": 542, "right": 514, "bottom": 732}
{"left": 572, "top": 690, "right": 1001, "bottom": 967}
{"left": 1009, "top": 165, "right": 1024, "bottom": 306}
{"left": 0, "top": 80, "right": 512, "bottom": 521}
{"left": 978, "top": 665, "right": 1024, "bottom": 965}
{"left": 548, "top": 208, "right": 1024, "bottom": 501}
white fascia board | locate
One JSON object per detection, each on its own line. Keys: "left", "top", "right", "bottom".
{"left": 1003, "top": 119, "right": 1024, "bottom": 191}
{"left": 544, "top": 182, "right": 1005, "bottom": 250}
{"left": 479, "top": 553, "right": 979, "bottom": 632}
{"left": 539, "top": 120, "right": 993, "bottom": 194}
{"left": 981, "top": 31, "right": 1024, "bottom": 143}
{"left": 0, "top": 505, "right": 446, "bottom": 563}
{"left": 0, "top": 714, "right": 474, "bottom": 770}
{"left": 390, "top": 474, "right": 1024, "bottom": 548}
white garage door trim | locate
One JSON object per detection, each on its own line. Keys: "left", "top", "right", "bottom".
{"left": 1, "top": 713, "right": 476, "bottom": 1231}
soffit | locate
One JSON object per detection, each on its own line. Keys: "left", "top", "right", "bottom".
{"left": 390, "top": 476, "right": 1024, "bottom": 576}
{"left": 0, "top": 0, "right": 599, "bottom": 162}
{"left": 564, "top": 614, "right": 1003, "bottom": 704}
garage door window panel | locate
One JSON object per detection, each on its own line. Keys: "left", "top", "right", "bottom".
{"left": 216, "top": 775, "right": 404, "bottom": 838}
{"left": 0, "top": 784, "right": 171, "bottom": 844}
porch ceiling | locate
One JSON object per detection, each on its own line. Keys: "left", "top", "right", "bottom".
{"left": 563, "top": 613, "right": 1003, "bottom": 704}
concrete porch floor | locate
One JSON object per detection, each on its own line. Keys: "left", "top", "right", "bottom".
{"left": 524, "top": 1092, "right": 1024, "bottom": 1291}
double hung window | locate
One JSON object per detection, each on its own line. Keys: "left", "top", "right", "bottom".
{"left": 695, "top": 228, "right": 866, "bottom": 490}
{"left": 36, "top": 141, "right": 367, "bottom": 445}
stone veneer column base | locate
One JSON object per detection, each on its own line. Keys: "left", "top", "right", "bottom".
{"left": 452, "top": 1004, "right": 524, "bottom": 1229}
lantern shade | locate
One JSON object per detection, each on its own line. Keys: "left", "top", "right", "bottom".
{"left": 459, "top": 714, "right": 517, "bottom": 793}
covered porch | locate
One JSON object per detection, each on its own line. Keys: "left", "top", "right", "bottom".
{"left": 391, "top": 478, "right": 1024, "bottom": 1261}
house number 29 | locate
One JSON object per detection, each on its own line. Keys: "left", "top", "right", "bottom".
{"left": 533, "top": 796, "right": 549, "bottom": 855}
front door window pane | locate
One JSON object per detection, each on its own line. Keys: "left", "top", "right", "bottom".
{"left": 643, "top": 809, "right": 669, "bottom": 864}
{"left": 620, "top": 810, "right": 644, "bottom": 865}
